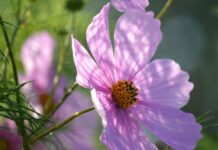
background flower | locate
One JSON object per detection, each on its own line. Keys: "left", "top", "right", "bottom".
{"left": 19, "top": 32, "right": 98, "bottom": 149}
{"left": 0, "top": 129, "right": 22, "bottom": 150}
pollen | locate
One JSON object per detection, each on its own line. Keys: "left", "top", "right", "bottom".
{"left": 111, "top": 80, "right": 138, "bottom": 109}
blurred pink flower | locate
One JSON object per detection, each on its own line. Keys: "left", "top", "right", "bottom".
{"left": 72, "top": 3, "right": 202, "bottom": 150}
{"left": 111, "top": 0, "right": 149, "bottom": 12}
{"left": 0, "top": 129, "right": 22, "bottom": 150}
{"left": 20, "top": 32, "right": 97, "bottom": 149}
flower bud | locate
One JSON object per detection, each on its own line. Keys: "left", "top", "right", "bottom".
{"left": 65, "top": 0, "right": 84, "bottom": 12}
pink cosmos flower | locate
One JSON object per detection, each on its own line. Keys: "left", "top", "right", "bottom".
{"left": 72, "top": 3, "right": 202, "bottom": 150}
{"left": 20, "top": 32, "right": 97, "bottom": 149}
{"left": 110, "top": 0, "right": 149, "bottom": 12}
{"left": 0, "top": 129, "right": 22, "bottom": 150}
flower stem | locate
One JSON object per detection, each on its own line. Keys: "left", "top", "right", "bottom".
{"left": 165, "top": 145, "right": 169, "bottom": 150}
{"left": 156, "top": 0, "right": 174, "bottom": 19}
{"left": 16, "top": 0, "right": 22, "bottom": 19}
{"left": 0, "top": 16, "right": 19, "bottom": 85}
{"left": 0, "top": 15, "right": 30, "bottom": 150}
{"left": 1, "top": 1, "right": 32, "bottom": 80}
{"left": 30, "top": 106, "right": 95, "bottom": 143}
{"left": 47, "top": 82, "right": 78, "bottom": 118}
{"left": 44, "top": 14, "right": 77, "bottom": 114}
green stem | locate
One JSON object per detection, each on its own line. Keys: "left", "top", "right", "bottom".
{"left": 16, "top": 0, "right": 22, "bottom": 19}
{"left": 10, "top": 20, "right": 21, "bottom": 48}
{"left": 0, "top": 16, "right": 19, "bottom": 85}
{"left": 0, "top": 16, "right": 30, "bottom": 150}
{"left": 165, "top": 145, "right": 169, "bottom": 150}
{"left": 30, "top": 107, "right": 95, "bottom": 143}
{"left": 2, "top": 1, "right": 33, "bottom": 81}
{"left": 196, "top": 109, "right": 212, "bottom": 123}
{"left": 156, "top": 0, "right": 174, "bottom": 19}
{"left": 47, "top": 83, "right": 78, "bottom": 119}
{"left": 1, "top": 16, "right": 20, "bottom": 81}
{"left": 44, "top": 14, "right": 76, "bottom": 114}
{"left": 44, "top": 47, "right": 66, "bottom": 114}
{"left": 1, "top": 0, "right": 23, "bottom": 79}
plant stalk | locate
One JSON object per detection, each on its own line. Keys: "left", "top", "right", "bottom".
{"left": 0, "top": 15, "right": 30, "bottom": 150}
{"left": 156, "top": 0, "right": 174, "bottom": 19}
{"left": 47, "top": 83, "right": 78, "bottom": 118}
{"left": 30, "top": 107, "right": 95, "bottom": 143}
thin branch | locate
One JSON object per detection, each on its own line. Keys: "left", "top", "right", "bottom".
{"left": 165, "top": 145, "right": 169, "bottom": 150}
{"left": 47, "top": 83, "right": 78, "bottom": 118}
{"left": 197, "top": 109, "right": 213, "bottom": 122}
{"left": 156, "top": 0, "right": 174, "bottom": 19}
{"left": 0, "top": 16, "right": 19, "bottom": 85}
{"left": 30, "top": 107, "right": 95, "bottom": 143}
{"left": 44, "top": 14, "right": 76, "bottom": 114}
{"left": 0, "top": 15, "right": 30, "bottom": 150}
{"left": 2, "top": 1, "right": 33, "bottom": 80}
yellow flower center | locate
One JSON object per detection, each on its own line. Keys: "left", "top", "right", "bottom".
{"left": 111, "top": 80, "right": 138, "bottom": 109}
{"left": 0, "top": 139, "right": 10, "bottom": 150}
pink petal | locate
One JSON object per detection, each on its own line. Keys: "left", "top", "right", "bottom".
{"left": 134, "top": 59, "right": 193, "bottom": 108}
{"left": 114, "top": 11, "right": 162, "bottom": 80}
{"left": 72, "top": 36, "right": 111, "bottom": 92}
{"left": 111, "top": 0, "right": 149, "bottom": 12}
{"left": 91, "top": 89, "right": 115, "bottom": 126}
{"left": 91, "top": 90, "right": 158, "bottom": 150}
{"left": 19, "top": 74, "right": 43, "bottom": 114}
{"left": 86, "top": 3, "right": 115, "bottom": 83}
{"left": 21, "top": 32, "right": 55, "bottom": 83}
{"left": 131, "top": 101, "right": 202, "bottom": 150}
{"left": 19, "top": 74, "right": 34, "bottom": 95}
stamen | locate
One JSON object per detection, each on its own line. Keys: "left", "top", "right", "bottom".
{"left": 111, "top": 80, "right": 138, "bottom": 109}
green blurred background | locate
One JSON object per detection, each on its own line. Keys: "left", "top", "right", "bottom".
{"left": 0, "top": 0, "right": 218, "bottom": 149}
